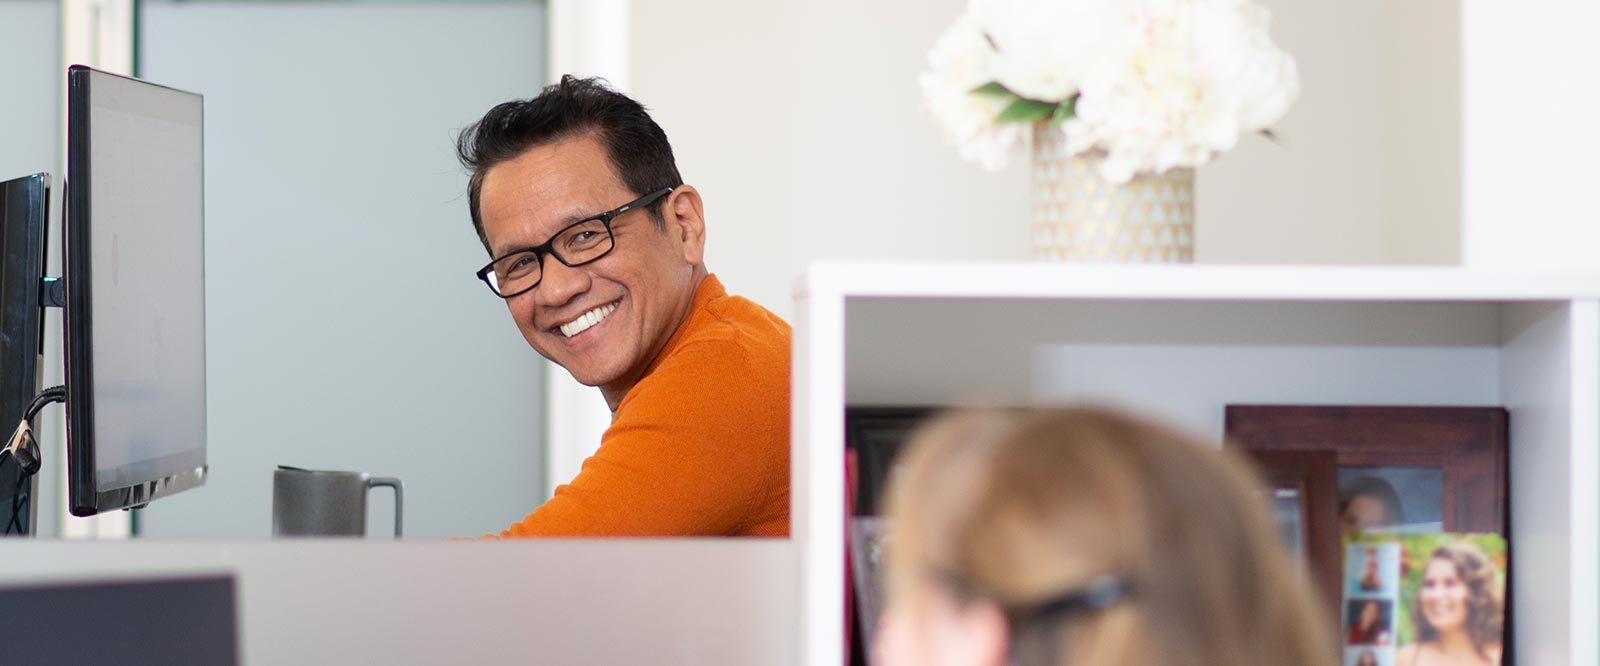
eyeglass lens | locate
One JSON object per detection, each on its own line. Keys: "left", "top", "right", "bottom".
{"left": 488, "top": 218, "right": 613, "bottom": 295}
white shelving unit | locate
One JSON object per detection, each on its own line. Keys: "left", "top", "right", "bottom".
{"left": 794, "top": 262, "right": 1600, "bottom": 666}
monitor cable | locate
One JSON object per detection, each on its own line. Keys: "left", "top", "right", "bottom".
{"left": 1, "top": 385, "right": 66, "bottom": 535}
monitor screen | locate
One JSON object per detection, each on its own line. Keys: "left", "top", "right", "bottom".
{"left": 0, "top": 172, "right": 48, "bottom": 534}
{"left": 0, "top": 574, "right": 238, "bottom": 665}
{"left": 65, "top": 66, "right": 206, "bottom": 516}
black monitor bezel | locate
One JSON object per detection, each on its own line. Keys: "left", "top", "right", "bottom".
{"left": 65, "top": 65, "right": 208, "bottom": 517}
{"left": 0, "top": 172, "right": 49, "bottom": 533}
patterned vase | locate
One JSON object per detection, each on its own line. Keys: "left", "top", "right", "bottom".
{"left": 1031, "top": 125, "right": 1195, "bottom": 263}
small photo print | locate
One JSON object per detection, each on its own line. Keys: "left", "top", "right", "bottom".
{"left": 1345, "top": 599, "right": 1395, "bottom": 646}
{"left": 1338, "top": 467, "right": 1445, "bottom": 536}
{"left": 1346, "top": 542, "right": 1401, "bottom": 597}
{"left": 1392, "top": 534, "right": 1507, "bottom": 665}
{"left": 1344, "top": 646, "right": 1392, "bottom": 666}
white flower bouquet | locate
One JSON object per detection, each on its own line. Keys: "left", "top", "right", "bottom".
{"left": 920, "top": 0, "right": 1299, "bottom": 184}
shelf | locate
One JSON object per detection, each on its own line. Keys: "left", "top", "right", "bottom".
{"left": 794, "top": 262, "right": 1600, "bottom": 666}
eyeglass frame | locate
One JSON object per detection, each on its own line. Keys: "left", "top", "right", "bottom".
{"left": 474, "top": 186, "right": 675, "bottom": 299}
{"left": 936, "top": 569, "right": 1134, "bottom": 623}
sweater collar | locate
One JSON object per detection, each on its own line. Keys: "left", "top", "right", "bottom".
{"left": 622, "top": 273, "right": 724, "bottom": 404}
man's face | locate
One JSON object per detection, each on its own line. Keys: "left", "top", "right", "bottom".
{"left": 478, "top": 134, "right": 703, "bottom": 403}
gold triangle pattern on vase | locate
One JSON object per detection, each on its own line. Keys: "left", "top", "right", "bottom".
{"left": 1030, "top": 124, "right": 1195, "bottom": 264}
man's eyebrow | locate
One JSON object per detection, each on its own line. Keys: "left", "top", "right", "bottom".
{"left": 555, "top": 206, "right": 603, "bottom": 225}
{"left": 490, "top": 206, "right": 603, "bottom": 257}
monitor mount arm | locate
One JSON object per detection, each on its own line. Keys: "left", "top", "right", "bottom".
{"left": 2, "top": 386, "right": 65, "bottom": 477}
{"left": 2, "top": 277, "right": 69, "bottom": 475}
{"left": 39, "top": 276, "right": 64, "bottom": 308}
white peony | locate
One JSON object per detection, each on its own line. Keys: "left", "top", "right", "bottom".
{"left": 921, "top": 0, "right": 1299, "bottom": 182}
{"left": 973, "top": 0, "right": 1127, "bottom": 102}
{"left": 919, "top": 10, "right": 1027, "bottom": 171}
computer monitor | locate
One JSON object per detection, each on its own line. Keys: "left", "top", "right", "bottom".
{"left": 65, "top": 65, "right": 207, "bottom": 517}
{"left": 0, "top": 574, "right": 239, "bottom": 665}
{"left": 0, "top": 172, "right": 49, "bottom": 534}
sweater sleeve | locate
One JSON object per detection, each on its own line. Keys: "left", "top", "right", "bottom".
{"left": 493, "top": 338, "right": 788, "bottom": 537}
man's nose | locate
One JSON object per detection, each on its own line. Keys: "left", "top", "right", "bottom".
{"left": 535, "top": 256, "right": 589, "bottom": 310}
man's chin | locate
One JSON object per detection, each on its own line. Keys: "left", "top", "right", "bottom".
{"left": 558, "top": 364, "right": 616, "bottom": 388}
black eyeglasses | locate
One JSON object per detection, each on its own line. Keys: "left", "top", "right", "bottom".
{"left": 475, "top": 187, "right": 674, "bottom": 298}
{"left": 938, "top": 569, "right": 1134, "bottom": 621}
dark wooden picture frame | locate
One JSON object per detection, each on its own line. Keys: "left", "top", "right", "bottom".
{"left": 1240, "top": 448, "right": 1341, "bottom": 617}
{"left": 1224, "top": 405, "right": 1510, "bottom": 641}
{"left": 845, "top": 407, "right": 937, "bottom": 666}
{"left": 845, "top": 407, "right": 936, "bottom": 516}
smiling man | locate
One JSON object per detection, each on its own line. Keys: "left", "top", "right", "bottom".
{"left": 458, "top": 76, "right": 790, "bottom": 537}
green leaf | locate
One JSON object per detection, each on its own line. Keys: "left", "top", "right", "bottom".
{"left": 996, "top": 98, "right": 1058, "bottom": 124}
{"left": 1049, "top": 95, "right": 1078, "bottom": 124}
{"left": 970, "top": 82, "right": 1013, "bottom": 97}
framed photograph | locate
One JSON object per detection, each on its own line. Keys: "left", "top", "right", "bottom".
{"left": 849, "top": 516, "right": 891, "bottom": 665}
{"left": 845, "top": 407, "right": 936, "bottom": 516}
{"left": 1225, "top": 405, "right": 1509, "bottom": 648}
{"left": 1341, "top": 533, "right": 1508, "bottom": 666}
{"left": 1224, "top": 405, "right": 1508, "bottom": 537}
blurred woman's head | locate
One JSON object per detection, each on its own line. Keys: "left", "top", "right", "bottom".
{"left": 1414, "top": 542, "right": 1503, "bottom": 651}
{"left": 875, "top": 406, "right": 1332, "bottom": 666}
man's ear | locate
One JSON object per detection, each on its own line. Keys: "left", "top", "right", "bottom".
{"left": 662, "top": 184, "right": 706, "bottom": 265}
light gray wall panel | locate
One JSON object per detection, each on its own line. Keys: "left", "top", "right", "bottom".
{"left": 139, "top": 1, "right": 548, "bottom": 538}
{"left": 0, "top": 1, "right": 57, "bottom": 184}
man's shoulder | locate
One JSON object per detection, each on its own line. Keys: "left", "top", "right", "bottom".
{"left": 684, "top": 290, "right": 791, "bottom": 361}
{"left": 703, "top": 291, "right": 791, "bottom": 338}
{"left": 657, "top": 316, "right": 789, "bottom": 382}
{"left": 619, "top": 292, "right": 790, "bottom": 413}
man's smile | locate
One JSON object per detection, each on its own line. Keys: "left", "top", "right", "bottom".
{"left": 554, "top": 299, "right": 621, "bottom": 338}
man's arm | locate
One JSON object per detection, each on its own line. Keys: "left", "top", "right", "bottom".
{"left": 495, "top": 340, "right": 788, "bottom": 536}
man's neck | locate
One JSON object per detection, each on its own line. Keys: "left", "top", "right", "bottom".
{"left": 598, "top": 267, "right": 710, "bottom": 411}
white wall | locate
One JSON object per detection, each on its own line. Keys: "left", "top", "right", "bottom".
{"left": 136, "top": 1, "right": 549, "bottom": 538}
{"left": 1460, "top": 0, "right": 1600, "bottom": 270}
{"left": 1202, "top": 0, "right": 1460, "bottom": 267}
{"left": 625, "top": 0, "right": 1463, "bottom": 323}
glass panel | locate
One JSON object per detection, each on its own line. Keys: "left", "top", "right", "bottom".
{"left": 137, "top": 1, "right": 546, "bottom": 538}
{"left": 0, "top": 1, "right": 58, "bottom": 181}
{"left": 1271, "top": 486, "right": 1304, "bottom": 561}
{"left": 0, "top": 0, "right": 59, "bottom": 537}
{"left": 1337, "top": 466, "right": 1445, "bottom": 537}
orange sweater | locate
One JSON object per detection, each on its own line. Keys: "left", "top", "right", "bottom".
{"left": 497, "top": 275, "right": 791, "bottom": 537}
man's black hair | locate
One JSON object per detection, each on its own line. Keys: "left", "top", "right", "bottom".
{"left": 455, "top": 75, "right": 684, "bottom": 253}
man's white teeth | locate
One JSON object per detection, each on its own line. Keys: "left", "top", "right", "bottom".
{"left": 559, "top": 302, "right": 618, "bottom": 338}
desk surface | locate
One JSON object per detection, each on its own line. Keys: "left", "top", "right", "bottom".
{"left": 0, "top": 539, "right": 796, "bottom": 666}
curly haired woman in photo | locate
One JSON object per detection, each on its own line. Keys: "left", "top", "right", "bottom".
{"left": 1396, "top": 542, "right": 1504, "bottom": 666}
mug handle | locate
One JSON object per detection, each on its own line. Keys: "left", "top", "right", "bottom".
{"left": 365, "top": 477, "right": 404, "bottom": 538}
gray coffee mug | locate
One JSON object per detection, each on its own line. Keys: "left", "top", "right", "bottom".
{"left": 272, "top": 466, "right": 403, "bottom": 538}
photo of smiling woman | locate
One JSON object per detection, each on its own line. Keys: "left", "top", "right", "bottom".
{"left": 1395, "top": 541, "right": 1504, "bottom": 666}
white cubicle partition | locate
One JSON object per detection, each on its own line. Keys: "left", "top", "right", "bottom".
{"left": 0, "top": 539, "right": 796, "bottom": 665}
{"left": 794, "top": 262, "right": 1600, "bottom": 666}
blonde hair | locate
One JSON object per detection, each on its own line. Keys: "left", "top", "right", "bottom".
{"left": 882, "top": 406, "right": 1333, "bottom": 666}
